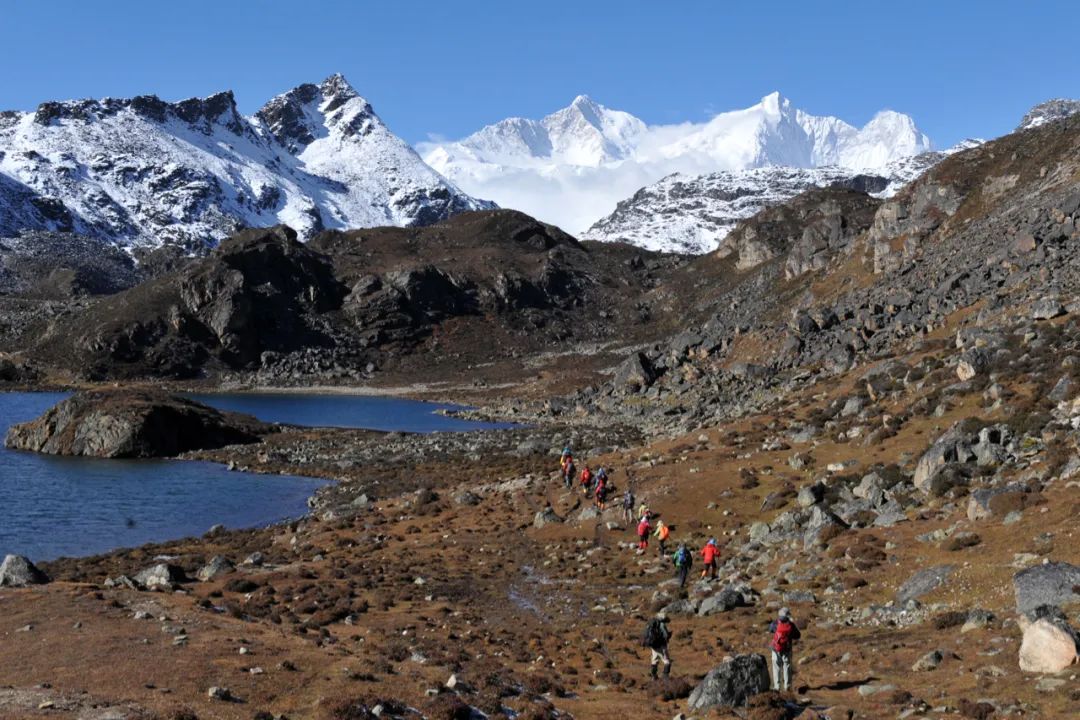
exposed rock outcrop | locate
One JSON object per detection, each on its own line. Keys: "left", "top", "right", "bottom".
{"left": 4, "top": 390, "right": 274, "bottom": 458}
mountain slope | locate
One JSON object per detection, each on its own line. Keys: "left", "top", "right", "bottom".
{"left": 422, "top": 92, "right": 932, "bottom": 233}
{"left": 0, "top": 75, "right": 492, "bottom": 249}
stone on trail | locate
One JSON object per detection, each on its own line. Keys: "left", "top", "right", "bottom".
{"left": 1013, "top": 562, "right": 1080, "bottom": 614}
{"left": 0, "top": 554, "right": 49, "bottom": 587}
{"left": 687, "top": 653, "right": 770, "bottom": 711}
{"left": 1017, "top": 611, "right": 1079, "bottom": 673}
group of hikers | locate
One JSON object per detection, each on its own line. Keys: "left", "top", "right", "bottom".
{"left": 558, "top": 447, "right": 801, "bottom": 693}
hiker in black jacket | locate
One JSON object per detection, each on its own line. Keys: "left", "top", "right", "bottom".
{"left": 641, "top": 612, "right": 672, "bottom": 679}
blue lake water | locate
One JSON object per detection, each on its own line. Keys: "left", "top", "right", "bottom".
{"left": 186, "top": 392, "right": 515, "bottom": 432}
{"left": 0, "top": 391, "right": 509, "bottom": 562}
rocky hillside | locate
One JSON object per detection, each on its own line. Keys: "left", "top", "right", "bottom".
{"left": 10, "top": 211, "right": 688, "bottom": 385}
{"left": 531, "top": 105, "right": 1080, "bottom": 438}
{"left": 0, "top": 75, "right": 492, "bottom": 250}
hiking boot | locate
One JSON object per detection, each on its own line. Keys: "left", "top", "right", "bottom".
{"left": 650, "top": 665, "right": 658, "bottom": 680}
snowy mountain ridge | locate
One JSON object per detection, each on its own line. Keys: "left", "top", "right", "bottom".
{"left": 0, "top": 75, "right": 492, "bottom": 249}
{"left": 421, "top": 91, "right": 933, "bottom": 233}
{"left": 583, "top": 140, "right": 982, "bottom": 254}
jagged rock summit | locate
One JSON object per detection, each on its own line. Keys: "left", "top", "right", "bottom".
{"left": 1017, "top": 98, "right": 1080, "bottom": 131}
{"left": 0, "top": 74, "right": 493, "bottom": 249}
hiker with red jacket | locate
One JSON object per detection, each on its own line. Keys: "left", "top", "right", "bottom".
{"left": 595, "top": 475, "right": 609, "bottom": 511}
{"left": 636, "top": 514, "right": 652, "bottom": 551}
{"left": 700, "top": 537, "right": 719, "bottom": 580}
{"left": 580, "top": 464, "right": 593, "bottom": 497}
{"left": 768, "top": 607, "right": 801, "bottom": 692}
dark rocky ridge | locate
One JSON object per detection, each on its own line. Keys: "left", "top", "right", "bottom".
{"left": 11, "top": 210, "right": 690, "bottom": 383}
{"left": 4, "top": 390, "right": 275, "bottom": 458}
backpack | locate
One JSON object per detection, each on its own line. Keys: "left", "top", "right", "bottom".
{"left": 771, "top": 620, "right": 795, "bottom": 653}
{"left": 674, "top": 547, "right": 691, "bottom": 567}
{"left": 640, "top": 619, "right": 668, "bottom": 648}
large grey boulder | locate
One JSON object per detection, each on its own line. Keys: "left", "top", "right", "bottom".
{"left": 913, "top": 424, "right": 975, "bottom": 493}
{"left": 698, "top": 589, "right": 746, "bottom": 616}
{"left": 613, "top": 352, "right": 657, "bottom": 392}
{"left": 1014, "top": 562, "right": 1080, "bottom": 614}
{"left": 196, "top": 555, "right": 235, "bottom": 582}
{"left": 0, "top": 554, "right": 49, "bottom": 587}
{"left": 896, "top": 565, "right": 955, "bottom": 605}
{"left": 687, "top": 653, "right": 770, "bottom": 711}
{"left": 133, "top": 563, "right": 187, "bottom": 591}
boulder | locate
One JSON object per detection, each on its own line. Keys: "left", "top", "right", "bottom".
{"left": 698, "top": 589, "right": 745, "bottom": 616}
{"left": 967, "top": 483, "right": 1029, "bottom": 521}
{"left": 1018, "top": 611, "right": 1079, "bottom": 673}
{"left": 0, "top": 554, "right": 49, "bottom": 587}
{"left": 196, "top": 556, "right": 235, "bottom": 582}
{"left": 796, "top": 483, "right": 823, "bottom": 508}
{"left": 687, "top": 654, "right": 770, "bottom": 711}
{"left": 533, "top": 507, "right": 563, "bottom": 528}
{"left": 1013, "top": 562, "right": 1080, "bottom": 614}
{"left": 956, "top": 348, "right": 990, "bottom": 381}
{"left": 1031, "top": 297, "right": 1066, "bottom": 321}
{"left": 4, "top": 390, "right": 274, "bottom": 458}
{"left": 133, "top": 563, "right": 187, "bottom": 591}
{"left": 613, "top": 352, "right": 658, "bottom": 392}
{"left": 913, "top": 424, "right": 976, "bottom": 493}
{"left": 896, "top": 565, "right": 955, "bottom": 605}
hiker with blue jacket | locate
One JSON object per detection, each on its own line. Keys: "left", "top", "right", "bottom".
{"left": 672, "top": 543, "right": 692, "bottom": 587}
{"left": 768, "top": 607, "right": 801, "bottom": 692}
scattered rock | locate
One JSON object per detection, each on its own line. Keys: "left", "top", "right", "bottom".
{"left": 196, "top": 556, "right": 235, "bottom": 582}
{"left": 896, "top": 565, "right": 955, "bottom": 605}
{"left": 133, "top": 563, "right": 187, "bottom": 591}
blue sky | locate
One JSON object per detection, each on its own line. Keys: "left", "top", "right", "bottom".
{"left": 2, "top": 1, "right": 1077, "bottom": 147}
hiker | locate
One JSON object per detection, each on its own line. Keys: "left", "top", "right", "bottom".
{"left": 700, "top": 537, "right": 719, "bottom": 580}
{"left": 672, "top": 543, "right": 692, "bottom": 588}
{"left": 641, "top": 612, "right": 672, "bottom": 679}
{"left": 596, "top": 466, "right": 608, "bottom": 486}
{"left": 562, "top": 455, "right": 576, "bottom": 489}
{"left": 637, "top": 501, "right": 650, "bottom": 521}
{"left": 622, "top": 488, "right": 635, "bottom": 525}
{"left": 637, "top": 514, "right": 652, "bottom": 551}
{"left": 653, "top": 519, "right": 670, "bottom": 555}
{"left": 580, "top": 464, "right": 593, "bottom": 497}
{"left": 595, "top": 476, "right": 608, "bottom": 511}
{"left": 768, "top": 607, "right": 801, "bottom": 692}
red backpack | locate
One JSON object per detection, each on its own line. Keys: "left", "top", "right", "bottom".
{"left": 771, "top": 620, "right": 794, "bottom": 653}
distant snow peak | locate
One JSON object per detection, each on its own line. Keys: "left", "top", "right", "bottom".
{"left": 423, "top": 92, "right": 932, "bottom": 233}
{"left": 0, "top": 74, "right": 492, "bottom": 249}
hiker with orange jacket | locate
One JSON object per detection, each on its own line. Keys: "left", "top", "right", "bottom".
{"left": 700, "top": 537, "right": 719, "bottom": 579}
{"left": 653, "top": 519, "right": 670, "bottom": 556}
{"left": 636, "top": 514, "right": 652, "bottom": 551}
{"left": 768, "top": 607, "right": 801, "bottom": 692}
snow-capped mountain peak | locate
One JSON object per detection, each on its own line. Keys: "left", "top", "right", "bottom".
{"left": 422, "top": 92, "right": 932, "bottom": 233}
{"left": 0, "top": 75, "right": 493, "bottom": 249}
